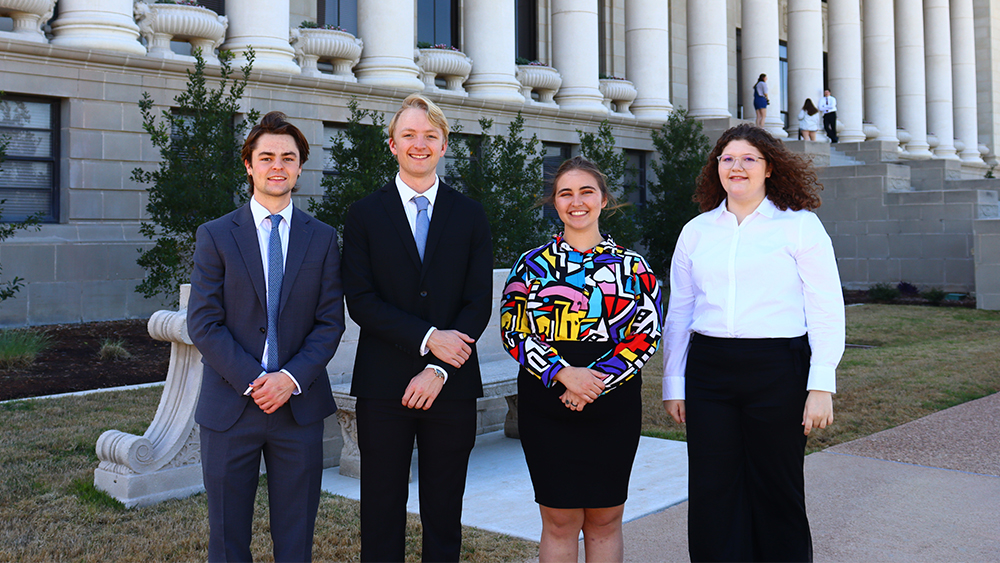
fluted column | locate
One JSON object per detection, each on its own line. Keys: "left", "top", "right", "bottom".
{"left": 687, "top": 0, "right": 730, "bottom": 119}
{"left": 895, "top": 0, "right": 932, "bottom": 157}
{"left": 950, "top": 0, "right": 983, "bottom": 162}
{"left": 786, "top": 0, "right": 824, "bottom": 137}
{"left": 353, "top": 0, "right": 423, "bottom": 89}
{"left": 551, "top": 0, "right": 606, "bottom": 113}
{"left": 742, "top": 0, "right": 785, "bottom": 136}
{"left": 463, "top": 1, "right": 524, "bottom": 103}
{"left": 50, "top": 0, "right": 146, "bottom": 55}
{"left": 624, "top": 0, "right": 672, "bottom": 122}
{"left": 220, "top": 0, "right": 298, "bottom": 74}
{"left": 924, "top": 0, "right": 958, "bottom": 159}
{"left": 863, "top": 0, "right": 898, "bottom": 143}
{"left": 827, "top": 0, "right": 865, "bottom": 143}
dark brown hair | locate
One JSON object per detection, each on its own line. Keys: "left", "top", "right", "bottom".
{"left": 541, "top": 156, "right": 622, "bottom": 215}
{"left": 694, "top": 123, "right": 822, "bottom": 212}
{"left": 802, "top": 98, "right": 818, "bottom": 115}
{"left": 241, "top": 111, "right": 310, "bottom": 195}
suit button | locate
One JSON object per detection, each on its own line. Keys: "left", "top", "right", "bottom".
{"left": 259, "top": 327, "right": 266, "bottom": 334}
{"left": 419, "top": 291, "right": 428, "bottom": 297}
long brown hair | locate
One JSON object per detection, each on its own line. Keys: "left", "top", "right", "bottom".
{"left": 694, "top": 124, "right": 822, "bottom": 212}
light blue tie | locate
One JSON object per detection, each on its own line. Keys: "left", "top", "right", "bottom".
{"left": 266, "top": 214, "right": 283, "bottom": 372}
{"left": 413, "top": 196, "right": 429, "bottom": 261}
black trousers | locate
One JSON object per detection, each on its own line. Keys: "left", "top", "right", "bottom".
{"left": 685, "top": 334, "right": 813, "bottom": 563}
{"left": 356, "top": 397, "right": 477, "bottom": 563}
{"left": 823, "top": 112, "right": 838, "bottom": 143}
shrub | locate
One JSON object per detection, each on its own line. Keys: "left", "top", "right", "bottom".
{"left": 640, "top": 108, "right": 710, "bottom": 276}
{"left": 921, "top": 287, "right": 947, "bottom": 306}
{"left": 98, "top": 339, "right": 131, "bottom": 361}
{"left": 897, "top": 281, "right": 919, "bottom": 296}
{"left": 308, "top": 98, "right": 397, "bottom": 236}
{"left": 868, "top": 282, "right": 900, "bottom": 303}
{"left": 577, "top": 121, "right": 640, "bottom": 249}
{"left": 0, "top": 329, "right": 52, "bottom": 369}
{"left": 131, "top": 48, "right": 259, "bottom": 304}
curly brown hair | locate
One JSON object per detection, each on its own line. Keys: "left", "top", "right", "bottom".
{"left": 694, "top": 123, "right": 822, "bottom": 212}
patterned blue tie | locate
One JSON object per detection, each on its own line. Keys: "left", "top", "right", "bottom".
{"left": 413, "top": 196, "right": 429, "bottom": 261}
{"left": 266, "top": 214, "right": 283, "bottom": 372}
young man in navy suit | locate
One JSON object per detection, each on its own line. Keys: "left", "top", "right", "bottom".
{"left": 188, "top": 111, "right": 345, "bottom": 562}
{"left": 341, "top": 94, "right": 493, "bottom": 562}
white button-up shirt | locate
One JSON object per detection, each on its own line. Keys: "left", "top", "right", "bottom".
{"left": 662, "top": 198, "right": 845, "bottom": 400}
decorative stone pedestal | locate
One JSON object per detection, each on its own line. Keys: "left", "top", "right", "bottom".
{"left": 290, "top": 27, "right": 363, "bottom": 80}
{"left": 134, "top": 1, "right": 228, "bottom": 63}
{"left": 416, "top": 47, "right": 473, "bottom": 95}
{"left": 599, "top": 78, "right": 638, "bottom": 115}
{"left": 515, "top": 64, "right": 562, "bottom": 106}
{"left": 0, "top": 0, "right": 55, "bottom": 42}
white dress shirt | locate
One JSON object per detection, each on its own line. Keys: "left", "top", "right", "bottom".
{"left": 662, "top": 198, "right": 845, "bottom": 400}
{"left": 249, "top": 196, "right": 301, "bottom": 394}
{"left": 393, "top": 173, "right": 449, "bottom": 382}
{"left": 819, "top": 95, "right": 837, "bottom": 114}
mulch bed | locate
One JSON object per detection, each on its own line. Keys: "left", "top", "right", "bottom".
{"left": 0, "top": 319, "right": 169, "bottom": 402}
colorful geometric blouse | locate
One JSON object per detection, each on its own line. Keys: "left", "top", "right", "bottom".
{"left": 500, "top": 234, "right": 663, "bottom": 394}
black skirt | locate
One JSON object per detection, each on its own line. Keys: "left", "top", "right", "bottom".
{"left": 517, "top": 340, "right": 641, "bottom": 509}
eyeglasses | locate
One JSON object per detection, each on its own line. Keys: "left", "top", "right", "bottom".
{"left": 717, "top": 155, "right": 765, "bottom": 169}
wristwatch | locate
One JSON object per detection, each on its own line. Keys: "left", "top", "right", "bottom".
{"left": 428, "top": 365, "right": 448, "bottom": 383}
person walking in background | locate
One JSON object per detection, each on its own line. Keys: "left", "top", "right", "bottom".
{"left": 798, "top": 98, "right": 822, "bottom": 141}
{"left": 341, "top": 93, "right": 493, "bottom": 563}
{"left": 662, "top": 124, "right": 845, "bottom": 562}
{"left": 819, "top": 89, "right": 838, "bottom": 143}
{"left": 501, "top": 156, "right": 662, "bottom": 563}
{"left": 753, "top": 74, "right": 769, "bottom": 127}
{"left": 188, "top": 111, "right": 345, "bottom": 562}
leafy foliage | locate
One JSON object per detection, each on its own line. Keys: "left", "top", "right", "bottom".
{"left": 447, "top": 114, "right": 550, "bottom": 267}
{"left": 640, "top": 108, "right": 710, "bottom": 276}
{"left": 577, "top": 121, "right": 640, "bottom": 249}
{"left": 308, "top": 98, "right": 397, "bottom": 236}
{"left": 131, "top": 48, "right": 259, "bottom": 303}
{"left": 868, "top": 282, "right": 900, "bottom": 303}
{"left": 0, "top": 98, "right": 43, "bottom": 303}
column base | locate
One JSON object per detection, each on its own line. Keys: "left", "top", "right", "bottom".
{"left": 630, "top": 99, "right": 674, "bottom": 123}
{"left": 355, "top": 56, "right": 425, "bottom": 91}
{"left": 554, "top": 88, "right": 609, "bottom": 115}
{"left": 465, "top": 74, "right": 528, "bottom": 105}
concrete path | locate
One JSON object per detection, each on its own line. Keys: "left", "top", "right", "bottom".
{"left": 327, "top": 392, "right": 1000, "bottom": 562}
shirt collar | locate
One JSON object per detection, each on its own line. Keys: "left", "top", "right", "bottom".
{"left": 712, "top": 196, "right": 777, "bottom": 222}
{"left": 250, "top": 196, "right": 293, "bottom": 229}
{"left": 395, "top": 172, "right": 440, "bottom": 207}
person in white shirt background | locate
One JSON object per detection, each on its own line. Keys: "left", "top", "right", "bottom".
{"left": 818, "top": 89, "right": 838, "bottom": 143}
{"left": 662, "top": 123, "right": 845, "bottom": 562}
{"left": 797, "top": 98, "right": 822, "bottom": 141}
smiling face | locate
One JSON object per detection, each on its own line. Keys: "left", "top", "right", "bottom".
{"left": 554, "top": 169, "right": 607, "bottom": 241}
{"left": 389, "top": 107, "right": 447, "bottom": 192}
{"left": 244, "top": 133, "right": 301, "bottom": 210}
{"left": 718, "top": 139, "right": 770, "bottom": 209}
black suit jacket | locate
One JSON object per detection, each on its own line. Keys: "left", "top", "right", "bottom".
{"left": 342, "top": 181, "right": 493, "bottom": 400}
{"left": 188, "top": 203, "right": 345, "bottom": 431}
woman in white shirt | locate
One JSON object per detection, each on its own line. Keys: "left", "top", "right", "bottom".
{"left": 662, "top": 123, "right": 845, "bottom": 562}
{"left": 798, "top": 98, "right": 821, "bottom": 141}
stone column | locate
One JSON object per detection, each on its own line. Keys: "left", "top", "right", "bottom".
{"left": 742, "top": 0, "right": 785, "bottom": 136}
{"left": 551, "top": 0, "right": 607, "bottom": 114}
{"left": 895, "top": 0, "right": 932, "bottom": 157}
{"left": 786, "top": 0, "right": 824, "bottom": 137}
{"left": 50, "top": 0, "right": 146, "bottom": 55}
{"left": 625, "top": 0, "right": 672, "bottom": 122}
{"left": 950, "top": 0, "right": 983, "bottom": 162}
{"left": 863, "top": 0, "right": 898, "bottom": 143}
{"left": 354, "top": 0, "right": 424, "bottom": 89}
{"left": 687, "top": 0, "right": 730, "bottom": 119}
{"left": 463, "top": 1, "right": 524, "bottom": 103}
{"left": 221, "top": 0, "right": 299, "bottom": 74}
{"left": 924, "top": 0, "right": 958, "bottom": 159}
{"left": 827, "top": 0, "right": 865, "bottom": 143}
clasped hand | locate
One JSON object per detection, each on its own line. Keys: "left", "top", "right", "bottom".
{"left": 555, "top": 367, "right": 607, "bottom": 411}
{"left": 247, "top": 372, "right": 295, "bottom": 414}
{"left": 427, "top": 329, "right": 474, "bottom": 368}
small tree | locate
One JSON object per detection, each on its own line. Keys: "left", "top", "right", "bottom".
{"left": 578, "top": 120, "right": 640, "bottom": 249}
{"left": 447, "top": 113, "right": 549, "bottom": 267}
{"left": 641, "top": 108, "right": 710, "bottom": 276}
{"left": 0, "top": 95, "right": 43, "bottom": 304}
{"left": 131, "top": 48, "right": 259, "bottom": 303}
{"left": 308, "top": 98, "right": 397, "bottom": 235}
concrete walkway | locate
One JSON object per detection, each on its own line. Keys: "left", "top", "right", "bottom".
{"left": 322, "top": 392, "right": 1000, "bottom": 562}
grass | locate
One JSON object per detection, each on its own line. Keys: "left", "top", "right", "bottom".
{"left": 0, "top": 329, "right": 53, "bottom": 369}
{"left": 1, "top": 304, "right": 997, "bottom": 561}
{"left": 640, "top": 304, "right": 1000, "bottom": 453}
{"left": 97, "top": 338, "right": 131, "bottom": 361}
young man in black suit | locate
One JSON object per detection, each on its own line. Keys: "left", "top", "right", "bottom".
{"left": 188, "top": 111, "right": 345, "bottom": 562}
{"left": 341, "top": 94, "right": 493, "bottom": 562}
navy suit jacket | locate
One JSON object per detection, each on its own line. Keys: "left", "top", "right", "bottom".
{"left": 342, "top": 181, "right": 493, "bottom": 400}
{"left": 188, "top": 202, "right": 344, "bottom": 432}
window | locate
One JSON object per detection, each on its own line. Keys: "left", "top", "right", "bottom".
{"left": 201, "top": 0, "right": 224, "bottom": 15}
{"left": 442, "top": 133, "right": 478, "bottom": 189}
{"left": 318, "top": 0, "right": 357, "bottom": 35}
{"left": 516, "top": 0, "right": 538, "bottom": 61}
{"left": 624, "top": 150, "right": 648, "bottom": 206}
{"left": 418, "top": 0, "right": 459, "bottom": 48}
{"left": 0, "top": 96, "right": 58, "bottom": 223}
{"left": 541, "top": 142, "right": 570, "bottom": 221}
{"left": 322, "top": 123, "right": 348, "bottom": 176}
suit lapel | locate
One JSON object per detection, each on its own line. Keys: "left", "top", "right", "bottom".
{"left": 232, "top": 203, "right": 267, "bottom": 311}
{"left": 281, "top": 207, "right": 314, "bottom": 312}
{"left": 378, "top": 184, "right": 423, "bottom": 270}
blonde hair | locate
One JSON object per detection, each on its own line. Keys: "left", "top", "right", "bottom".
{"left": 387, "top": 93, "right": 450, "bottom": 143}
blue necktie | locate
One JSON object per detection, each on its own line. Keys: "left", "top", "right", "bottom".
{"left": 414, "top": 196, "right": 429, "bottom": 261}
{"left": 266, "top": 214, "right": 283, "bottom": 372}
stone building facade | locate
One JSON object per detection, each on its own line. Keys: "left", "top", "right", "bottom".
{"left": 1, "top": 0, "right": 1000, "bottom": 326}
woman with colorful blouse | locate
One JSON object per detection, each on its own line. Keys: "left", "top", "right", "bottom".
{"left": 500, "top": 156, "right": 662, "bottom": 563}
